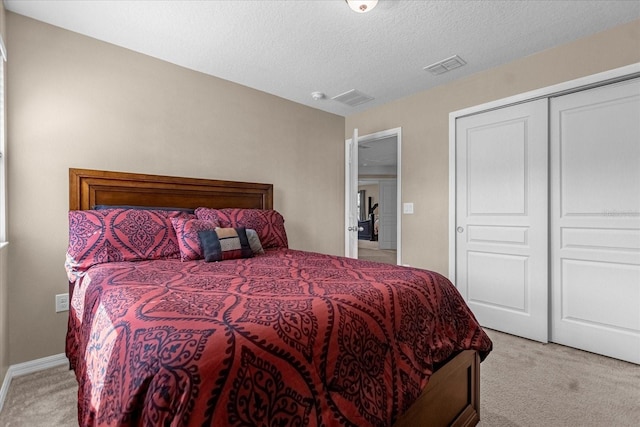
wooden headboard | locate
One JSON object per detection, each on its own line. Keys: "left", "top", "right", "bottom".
{"left": 69, "top": 168, "right": 273, "bottom": 211}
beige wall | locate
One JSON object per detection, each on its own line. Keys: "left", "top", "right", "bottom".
{"left": 346, "top": 19, "right": 640, "bottom": 275}
{"left": 0, "top": 3, "right": 8, "bottom": 385}
{"left": 6, "top": 13, "right": 344, "bottom": 364}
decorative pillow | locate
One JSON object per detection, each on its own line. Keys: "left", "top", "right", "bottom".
{"left": 198, "top": 227, "right": 253, "bottom": 262}
{"left": 66, "top": 208, "right": 194, "bottom": 280}
{"left": 246, "top": 229, "right": 265, "bottom": 255}
{"left": 170, "top": 217, "right": 219, "bottom": 261}
{"left": 195, "top": 208, "right": 288, "bottom": 249}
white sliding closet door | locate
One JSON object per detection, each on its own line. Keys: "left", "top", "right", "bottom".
{"left": 456, "top": 99, "right": 549, "bottom": 342}
{"left": 550, "top": 78, "right": 640, "bottom": 364}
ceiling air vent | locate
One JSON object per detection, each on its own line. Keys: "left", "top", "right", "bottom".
{"left": 331, "top": 89, "right": 374, "bottom": 107}
{"left": 424, "top": 55, "right": 466, "bottom": 76}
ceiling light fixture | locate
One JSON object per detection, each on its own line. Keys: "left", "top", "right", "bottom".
{"left": 311, "top": 91, "right": 326, "bottom": 101}
{"left": 346, "top": 0, "right": 378, "bottom": 13}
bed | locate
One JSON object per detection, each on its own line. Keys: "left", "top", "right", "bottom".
{"left": 65, "top": 168, "right": 492, "bottom": 427}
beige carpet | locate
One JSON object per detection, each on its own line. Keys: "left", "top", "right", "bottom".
{"left": 0, "top": 329, "right": 638, "bottom": 426}
{"left": 478, "top": 329, "right": 640, "bottom": 426}
{"left": 0, "top": 363, "right": 77, "bottom": 426}
{"left": 358, "top": 240, "right": 397, "bottom": 265}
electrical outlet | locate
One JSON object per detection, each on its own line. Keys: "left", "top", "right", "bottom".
{"left": 55, "top": 293, "right": 69, "bottom": 312}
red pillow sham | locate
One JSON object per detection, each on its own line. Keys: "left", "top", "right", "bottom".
{"left": 170, "top": 217, "right": 219, "bottom": 261}
{"left": 66, "top": 208, "right": 194, "bottom": 281}
{"left": 194, "top": 208, "right": 288, "bottom": 249}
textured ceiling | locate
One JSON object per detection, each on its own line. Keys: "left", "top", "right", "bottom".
{"left": 4, "top": 0, "right": 640, "bottom": 117}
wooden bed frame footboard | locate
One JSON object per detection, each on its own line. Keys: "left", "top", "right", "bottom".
{"left": 394, "top": 350, "right": 480, "bottom": 427}
{"left": 69, "top": 168, "right": 481, "bottom": 427}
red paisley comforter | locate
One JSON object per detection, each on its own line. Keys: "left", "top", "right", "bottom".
{"left": 66, "top": 248, "right": 492, "bottom": 426}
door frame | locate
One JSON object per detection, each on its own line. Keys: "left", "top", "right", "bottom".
{"left": 448, "top": 63, "right": 640, "bottom": 283}
{"left": 345, "top": 127, "right": 402, "bottom": 264}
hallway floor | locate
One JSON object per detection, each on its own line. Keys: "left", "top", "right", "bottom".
{"left": 358, "top": 240, "right": 397, "bottom": 265}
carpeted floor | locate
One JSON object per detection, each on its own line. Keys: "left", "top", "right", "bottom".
{"left": 0, "top": 363, "right": 77, "bottom": 426}
{"left": 477, "top": 329, "right": 640, "bottom": 426}
{"left": 0, "top": 329, "right": 638, "bottom": 426}
{"left": 358, "top": 239, "right": 397, "bottom": 265}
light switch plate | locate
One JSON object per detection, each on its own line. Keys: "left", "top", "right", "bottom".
{"left": 55, "top": 293, "right": 69, "bottom": 312}
{"left": 403, "top": 202, "right": 414, "bottom": 214}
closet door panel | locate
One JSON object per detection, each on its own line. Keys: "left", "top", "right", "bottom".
{"left": 456, "top": 99, "right": 548, "bottom": 343}
{"left": 561, "top": 259, "right": 639, "bottom": 329}
{"left": 551, "top": 78, "right": 640, "bottom": 364}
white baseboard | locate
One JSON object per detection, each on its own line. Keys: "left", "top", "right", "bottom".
{"left": 0, "top": 353, "right": 68, "bottom": 413}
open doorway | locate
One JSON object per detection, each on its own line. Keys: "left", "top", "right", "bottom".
{"left": 346, "top": 128, "right": 401, "bottom": 265}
